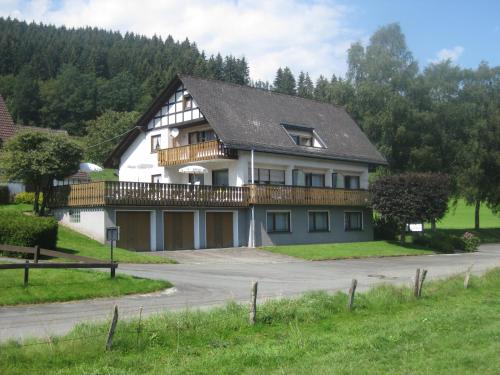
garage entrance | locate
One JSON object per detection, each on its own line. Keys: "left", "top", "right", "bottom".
{"left": 164, "top": 212, "right": 194, "bottom": 250}
{"left": 206, "top": 212, "right": 233, "bottom": 248}
{"left": 116, "top": 211, "right": 151, "bottom": 251}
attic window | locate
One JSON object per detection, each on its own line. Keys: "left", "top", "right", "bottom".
{"left": 183, "top": 94, "right": 193, "bottom": 110}
{"left": 282, "top": 124, "right": 325, "bottom": 148}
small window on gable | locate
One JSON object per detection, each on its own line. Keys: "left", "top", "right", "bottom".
{"left": 282, "top": 124, "right": 324, "bottom": 148}
{"left": 151, "top": 134, "right": 161, "bottom": 153}
{"left": 183, "top": 94, "right": 193, "bottom": 110}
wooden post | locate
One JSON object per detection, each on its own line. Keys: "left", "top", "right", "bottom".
{"left": 23, "top": 260, "right": 29, "bottom": 286}
{"left": 418, "top": 269, "right": 428, "bottom": 297}
{"left": 347, "top": 279, "right": 358, "bottom": 311}
{"left": 249, "top": 281, "right": 258, "bottom": 325}
{"left": 137, "top": 306, "right": 143, "bottom": 346}
{"left": 106, "top": 305, "right": 119, "bottom": 351}
{"left": 413, "top": 268, "right": 421, "bottom": 297}
{"left": 464, "top": 265, "right": 473, "bottom": 289}
{"left": 33, "top": 245, "right": 40, "bottom": 264}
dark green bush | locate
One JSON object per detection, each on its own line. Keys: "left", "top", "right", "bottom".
{"left": 0, "top": 212, "right": 58, "bottom": 249}
{"left": 0, "top": 185, "right": 9, "bottom": 204}
{"left": 14, "top": 191, "right": 43, "bottom": 205}
{"left": 412, "top": 231, "right": 463, "bottom": 253}
{"left": 373, "top": 216, "right": 400, "bottom": 240}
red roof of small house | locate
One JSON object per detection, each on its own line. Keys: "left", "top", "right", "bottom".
{"left": 0, "top": 95, "right": 16, "bottom": 143}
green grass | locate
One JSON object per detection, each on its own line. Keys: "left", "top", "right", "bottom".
{"left": 0, "top": 204, "right": 174, "bottom": 264}
{"left": 0, "top": 268, "right": 170, "bottom": 306}
{"left": 3, "top": 269, "right": 500, "bottom": 374}
{"left": 263, "top": 241, "right": 434, "bottom": 260}
{"left": 89, "top": 168, "right": 118, "bottom": 181}
{"left": 436, "top": 199, "right": 500, "bottom": 229}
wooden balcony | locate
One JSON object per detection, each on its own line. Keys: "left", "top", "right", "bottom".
{"left": 157, "top": 140, "right": 237, "bottom": 166}
{"left": 247, "top": 184, "right": 370, "bottom": 206}
{"left": 48, "top": 182, "right": 370, "bottom": 208}
{"left": 48, "top": 181, "right": 249, "bottom": 208}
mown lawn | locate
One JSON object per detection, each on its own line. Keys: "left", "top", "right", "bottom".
{"left": 263, "top": 241, "right": 434, "bottom": 260}
{"left": 3, "top": 269, "right": 500, "bottom": 374}
{"left": 0, "top": 268, "right": 170, "bottom": 306}
{"left": 89, "top": 168, "right": 118, "bottom": 181}
{"left": 0, "top": 204, "right": 174, "bottom": 264}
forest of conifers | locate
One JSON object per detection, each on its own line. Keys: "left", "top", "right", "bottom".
{"left": 0, "top": 17, "right": 499, "bottom": 214}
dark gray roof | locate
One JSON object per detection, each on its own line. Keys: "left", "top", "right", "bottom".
{"left": 180, "top": 75, "right": 386, "bottom": 165}
{"left": 105, "top": 75, "right": 386, "bottom": 167}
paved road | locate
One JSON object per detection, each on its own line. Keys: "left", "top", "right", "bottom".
{"left": 2, "top": 244, "right": 500, "bottom": 342}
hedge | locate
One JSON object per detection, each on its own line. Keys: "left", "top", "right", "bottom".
{"left": 0, "top": 212, "right": 58, "bottom": 249}
{"left": 14, "top": 191, "right": 43, "bottom": 205}
{"left": 0, "top": 185, "right": 9, "bottom": 204}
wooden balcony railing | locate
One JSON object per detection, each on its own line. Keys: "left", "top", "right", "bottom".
{"left": 157, "top": 140, "right": 237, "bottom": 166}
{"left": 48, "top": 181, "right": 249, "bottom": 208}
{"left": 47, "top": 182, "right": 370, "bottom": 208}
{"left": 247, "top": 184, "right": 370, "bottom": 206}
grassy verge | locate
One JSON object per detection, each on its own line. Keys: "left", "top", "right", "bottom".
{"left": 89, "top": 168, "right": 118, "bottom": 181}
{"left": 0, "top": 268, "right": 170, "bottom": 306}
{"left": 3, "top": 270, "right": 500, "bottom": 374}
{"left": 0, "top": 204, "right": 174, "bottom": 264}
{"left": 263, "top": 241, "right": 434, "bottom": 260}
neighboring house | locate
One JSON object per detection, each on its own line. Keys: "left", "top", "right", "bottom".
{"left": 49, "top": 75, "right": 387, "bottom": 251}
{"left": 0, "top": 94, "right": 88, "bottom": 195}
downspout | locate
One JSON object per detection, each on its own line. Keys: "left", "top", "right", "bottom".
{"left": 250, "top": 148, "right": 255, "bottom": 248}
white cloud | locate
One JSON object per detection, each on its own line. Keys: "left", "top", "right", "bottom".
{"left": 429, "top": 45, "right": 464, "bottom": 64}
{"left": 0, "top": 0, "right": 361, "bottom": 82}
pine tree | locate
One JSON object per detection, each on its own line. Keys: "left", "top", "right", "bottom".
{"left": 273, "top": 67, "right": 296, "bottom": 95}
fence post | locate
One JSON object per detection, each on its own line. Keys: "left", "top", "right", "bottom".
{"left": 106, "top": 305, "right": 119, "bottom": 351}
{"left": 34, "top": 245, "right": 40, "bottom": 264}
{"left": 464, "top": 265, "right": 473, "bottom": 289}
{"left": 414, "top": 268, "right": 421, "bottom": 297}
{"left": 418, "top": 269, "right": 428, "bottom": 297}
{"left": 249, "top": 281, "right": 258, "bottom": 325}
{"left": 23, "top": 260, "right": 29, "bottom": 286}
{"left": 347, "top": 279, "right": 358, "bottom": 311}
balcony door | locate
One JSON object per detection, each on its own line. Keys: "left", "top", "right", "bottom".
{"left": 212, "top": 169, "right": 229, "bottom": 186}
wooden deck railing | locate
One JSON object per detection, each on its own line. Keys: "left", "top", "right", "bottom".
{"left": 247, "top": 184, "right": 370, "bottom": 206}
{"left": 157, "top": 140, "right": 237, "bottom": 166}
{"left": 48, "top": 181, "right": 249, "bottom": 208}
{"left": 48, "top": 182, "right": 370, "bottom": 208}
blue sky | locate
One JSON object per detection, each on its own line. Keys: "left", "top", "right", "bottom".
{"left": 0, "top": 0, "right": 498, "bottom": 81}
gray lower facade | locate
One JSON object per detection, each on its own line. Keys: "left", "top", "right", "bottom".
{"left": 52, "top": 205, "right": 373, "bottom": 251}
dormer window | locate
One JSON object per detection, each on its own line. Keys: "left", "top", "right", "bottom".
{"left": 183, "top": 94, "right": 193, "bottom": 110}
{"left": 151, "top": 134, "right": 161, "bottom": 153}
{"left": 282, "top": 124, "right": 325, "bottom": 148}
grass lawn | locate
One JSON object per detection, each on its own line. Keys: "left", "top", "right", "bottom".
{"left": 263, "top": 241, "right": 434, "bottom": 260}
{"left": 0, "top": 268, "right": 170, "bottom": 306}
{"left": 0, "top": 204, "right": 174, "bottom": 264}
{"left": 3, "top": 270, "right": 500, "bottom": 374}
{"left": 89, "top": 168, "right": 118, "bottom": 181}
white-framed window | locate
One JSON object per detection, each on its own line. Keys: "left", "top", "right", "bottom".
{"left": 151, "top": 134, "right": 161, "bottom": 153}
{"left": 151, "top": 174, "right": 162, "bottom": 183}
{"left": 266, "top": 211, "right": 291, "bottom": 233}
{"left": 248, "top": 168, "right": 286, "bottom": 185}
{"left": 282, "top": 124, "right": 325, "bottom": 148}
{"left": 308, "top": 211, "right": 330, "bottom": 232}
{"left": 344, "top": 175, "right": 360, "bottom": 189}
{"left": 69, "top": 209, "right": 80, "bottom": 223}
{"left": 344, "top": 211, "right": 363, "bottom": 231}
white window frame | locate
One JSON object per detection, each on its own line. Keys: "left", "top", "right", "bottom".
{"left": 265, "top": 210, "right": 292, "bottom": 233}
{"left": 344, "top": 210, "right": 364, "bottom": 232}
{"left": 307, "top": 210, "right": 331, "bottom": 233}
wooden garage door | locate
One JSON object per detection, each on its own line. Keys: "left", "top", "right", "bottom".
{"left": 164, "top": 212, "right": 194, "bottom": 250}
{"left": 206, "top": 212, "right": 233, "bottom": 248}
{"left": 116, "top": 211, "right": 150, "bottom": 252}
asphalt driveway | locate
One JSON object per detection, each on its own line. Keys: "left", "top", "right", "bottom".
{"left": 2, "top": 244, "right": 500, "bottom": 342}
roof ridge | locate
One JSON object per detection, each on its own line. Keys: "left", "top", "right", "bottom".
{"left": 178, "top": 74, "right": 345, "bottom": 110}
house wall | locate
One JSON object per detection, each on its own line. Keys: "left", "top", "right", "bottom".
{"left": 52, "top": 208, "right": 106, "bottom": 243}
{"left": 252, "top": 205, "right": 373, "bottom": 247}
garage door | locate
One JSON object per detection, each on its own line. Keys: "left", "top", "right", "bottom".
{"left": 116, "top": 211, "right": 151, "bottom": 252}
{"left": 164, "top": 212, "right": 194, "bottom": 250}
{"left": 206, "top": 212, "right": 233, "bottom": 248}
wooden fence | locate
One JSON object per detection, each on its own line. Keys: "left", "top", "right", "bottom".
{"left": 0, "top": 243, "right": 117, "bottom": 283}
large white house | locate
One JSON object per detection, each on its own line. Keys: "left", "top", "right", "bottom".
{"left": 49, "top": 75, "right": 387, "bottom": 251}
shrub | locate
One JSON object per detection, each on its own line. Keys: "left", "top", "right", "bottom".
{"left": 412, "top": 232, "right": 462, "bottom": 253}
{"left": 373, "top": 216, "right": 399, "bottom": 240}
{"left": 14, "top": 191, "right": 43, "bottom": 205}
{"left": 0, "top": 185, "right": 9, "bottom": 204}
{"left": 0, "top": 212, "right": 58, "bottom": 249}
{"left": 462, "top": 232, "right": 481, "bottom": 252}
